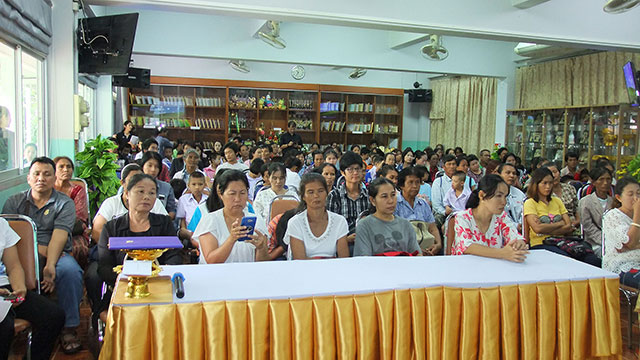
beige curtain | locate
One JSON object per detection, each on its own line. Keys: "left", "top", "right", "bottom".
{"left": 516, "top": 51, "right": 640, "bottom": 109}
{"left": 429, "top": 76, "right": 497, "bottom": 155}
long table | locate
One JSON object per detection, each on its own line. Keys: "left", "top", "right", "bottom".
{"left": 99, "top": 250, "right": 622, "bottom": 359}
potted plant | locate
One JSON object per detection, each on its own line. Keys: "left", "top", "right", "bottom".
{"left": 76, "top": 135, "right": 121, "bottom": 218}
{"left": 622, "top": 154, "right": 640, "bottom": 181}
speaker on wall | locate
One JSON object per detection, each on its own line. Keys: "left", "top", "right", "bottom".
{"left": 112, "top": 67, "right": 150, "bottom": 89}
{"left": 406, "top": 89, "right": 432, "bottom": 102}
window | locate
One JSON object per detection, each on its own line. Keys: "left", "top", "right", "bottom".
{"left": 0, "top": 39, "right": 46, "bottom": 180}
{"left": 21, "top": 51, "right": 44, "bottom": 168}
{"left": 0, "top": 41, "right": 16, "bottom": 171}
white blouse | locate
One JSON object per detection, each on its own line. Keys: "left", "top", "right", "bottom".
{"left": 252, "top": 187, "right": 298, "bottom": 221}
{"left": 192, "top": 207, "right": 269, "bottom": 264}
{"left": 284, "top": 210, "right": 349, "bottom": 259}
{"left": 452, "top": 208, "right": 524, "bottom": 256}
{"left": 602, "top": 208, "right": 640, "bottom": 273}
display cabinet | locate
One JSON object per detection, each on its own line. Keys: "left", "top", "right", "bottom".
{"left": 566, "top": 107, "right": 591, "bottom": 169}
{"left": 128, "top": 78, "right": 404, "bottom": 150}
{"left": 506, "top": 104, "right": 640, "bottom": 171}
{"left": 505, "top": 113, "right": 524, "bottom": 161}
{"left": 523, "top": 111, "right": 544, "bottom": 162}
{"left": 543, "top": 109, "right": 566, "bottom": 164}
{"left": 129, "top": 85, "right": 227, "bottom": 149}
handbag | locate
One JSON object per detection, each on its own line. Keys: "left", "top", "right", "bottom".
{"left": 543, "top": 236, "right": 593, "bottom": 258}
{"left": 410, "top": 220, "right": 435, "bottom": 250}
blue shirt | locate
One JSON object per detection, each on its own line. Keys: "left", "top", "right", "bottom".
{"left": 431, "top": 174, "right": 476, "bottom": 215}
{"left": 419, "top": 183, "right": 432, "bottom": 201}
{"left": 394, "top": 192, "right": 436, "bottom": 223}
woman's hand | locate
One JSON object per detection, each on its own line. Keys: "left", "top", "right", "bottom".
{"left": 508, "top": 240, "right": 529, "bottom": 251}
{"left": 424, "top": 242, "right": 442, "bottom": 256}
{"left": 246, "top": 230, "right": 267, "bottom": 250}
{"left": 227, "top": 218, "right": 249, "bottom": 243}
{"left": 499, "top": 244, "right": 528, "bottom": 263}
{"left": 633, "top": 196, "right": 640, "bottom": 221}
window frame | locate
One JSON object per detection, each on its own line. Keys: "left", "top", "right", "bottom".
{"left": 0, "top": 39, "right": 47, "bottom": 190}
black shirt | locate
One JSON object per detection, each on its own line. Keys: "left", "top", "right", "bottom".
{"left": 98, "top": 212, "right": 182, "bottom": 286}
{"left": 115, "top": 131, "right": 132, "bottom": 147}
{"left": 280, "top": 131, "right": 302, "bottom": 157}
{"left": 169, "top": 157, "right": 184, "bottom": 178}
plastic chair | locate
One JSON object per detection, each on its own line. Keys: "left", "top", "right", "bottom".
{"left": 1, "top": 214, "right": 39, "bottom": 359}
{"left": 444, "top": 213, "right": 457, "bottom": 255}
{"left": 268, "top": 195, "right": 299, "bottom": 222}
{"left": 522, "top": 214, "right": 531, "bottom": 246}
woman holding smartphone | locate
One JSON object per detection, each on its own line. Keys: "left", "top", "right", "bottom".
{"left": 193, "top": 170, "right": 270, "bottom": 263}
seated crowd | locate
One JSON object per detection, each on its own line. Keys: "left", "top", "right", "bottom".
{"left": 0, "top": 121, "right": 635, "bottom": 357}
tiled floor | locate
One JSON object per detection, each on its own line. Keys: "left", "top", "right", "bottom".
{"left": 9, "top": 298, "right": 640, "bottom": 359}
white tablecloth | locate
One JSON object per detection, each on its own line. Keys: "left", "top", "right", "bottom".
{"left": 131, "top": 250, "right": 617, "bottom": 304}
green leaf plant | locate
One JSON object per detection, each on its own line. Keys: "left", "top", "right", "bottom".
{"left": 622, "top": 154, "right": 640, "bottom": 182}
{"left": 75, "top": 135, "right": 120, "bottom": 219}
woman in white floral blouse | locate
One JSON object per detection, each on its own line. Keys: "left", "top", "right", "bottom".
{"left": 452, "top": 174, "right": 529, "bottom": 262}
{"left": 603, "top": 177, "right": 640, "bottom": 288}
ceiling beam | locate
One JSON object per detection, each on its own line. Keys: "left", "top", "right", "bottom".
{"left": 389, "top": 32, "right": 430, "bottom": 50}
{"left": 510, "top": 0, "right": 551, "bottom": 9}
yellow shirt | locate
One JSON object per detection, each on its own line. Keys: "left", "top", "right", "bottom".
{"left": 523, "top": 197, "right": 568, "bottom": 247}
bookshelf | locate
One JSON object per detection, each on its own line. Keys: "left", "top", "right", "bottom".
{"left": 128, "top": 77, "right": 403, "bottom": 150}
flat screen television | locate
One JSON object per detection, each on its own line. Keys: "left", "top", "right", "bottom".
{"left": 623, "top": 61, "right": 639, "bottom": 106}
{"left": 77, "top": 13, "right": 139, "bottom": 75}
{"left": 112, "top": 67, "right": 150, "bottom": 89}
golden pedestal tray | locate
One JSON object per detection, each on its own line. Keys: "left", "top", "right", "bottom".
{"left": 109, "top": 236, "right": 182, "bottom": 300}
{"left": 113, "top": 249, "right": 169, "bottom": 299}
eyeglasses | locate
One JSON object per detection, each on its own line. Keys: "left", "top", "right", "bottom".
{"left": 345, "top": 167, "right": 362, "bottom": 174}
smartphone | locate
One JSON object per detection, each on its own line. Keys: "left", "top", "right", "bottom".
{"left": 1, "top": 294, "right": 17, "bottom": 301}
{"left": 237, "top": 216, "right": 257, "bottom": 242}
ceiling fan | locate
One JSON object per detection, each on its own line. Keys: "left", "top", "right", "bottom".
{"left": 229, "top": 60, "right": 250, "bottom": 73}
{"left": 603, "top": 0, "right": 640, "bottom": 13}
{"left": 421, "top": 35, "right": 449, "bottom": 61}
{"left": 257, "top": 21, "right": 286, "bottom": 49}
{"left": 349, "top": 68, "right": 367, "bottom": 80}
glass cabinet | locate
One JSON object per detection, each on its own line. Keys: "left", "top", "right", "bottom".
{"left": 506, "top": 104, "right": 640, "bottom": 171}
{"left": 566, "top": 107, "right": 591, "bottom": 169}
{"left": 543, "top": 109, "right": 565, "bottom": 164}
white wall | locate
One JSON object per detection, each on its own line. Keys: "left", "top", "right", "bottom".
{"left": 132, "top": 54, "right": 435, "bottom": 89}
{"left": 402, "top": 94, "right": 430, "bottom": 150}
{"left": 48, "top": 0, "right": 76, "bottom": 159}
{"left": 95, "top": 76, "right": 114, "bottom": 138}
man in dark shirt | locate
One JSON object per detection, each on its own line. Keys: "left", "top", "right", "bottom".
{"left": 280, "top": 121, "right": 303, "bottom": 159}
{"left": 2, "top": 157, "right": 83, "bottom": 352}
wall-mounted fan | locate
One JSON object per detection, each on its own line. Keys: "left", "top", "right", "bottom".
{"left": 349, "top": 68, "right": 367, "bottom": 80}
{"left": 603, "top": 0, "right": 640, "bottom": 13}
{"left": 421, "top": 35, "right": 449, "bottom": 61}
{"left": 257, "top": 21, "right": 286, "bottom": 49}
{"left": 229, "top": 60, "right": 250, "bottom": 73}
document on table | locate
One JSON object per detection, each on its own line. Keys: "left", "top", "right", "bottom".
{"left": 122, "top": 260, "right": 152, "bottom": 276}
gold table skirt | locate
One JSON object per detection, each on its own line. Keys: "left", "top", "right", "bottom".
{"left": 99, "top": 278, "right": 621, "bottom": 359}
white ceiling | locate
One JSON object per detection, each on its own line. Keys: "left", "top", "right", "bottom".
{"left": 87, "top": 0, "right": 640, "bottom": 50}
